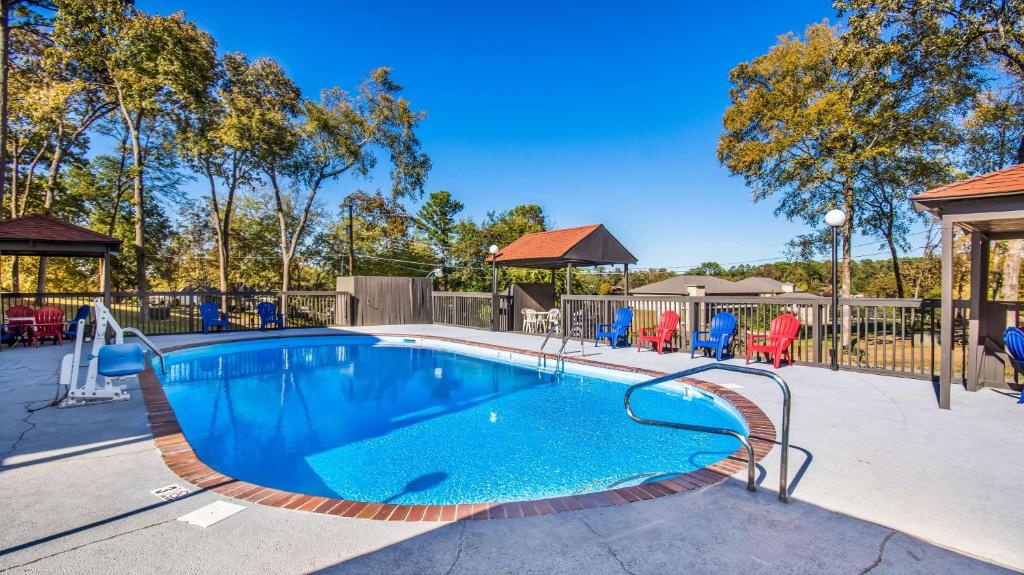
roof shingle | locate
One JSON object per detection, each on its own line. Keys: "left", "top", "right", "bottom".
{"left": 912, "top": 164, "right": 1024, "bottom": 200}
{"left": 0, "top": 214, "right": 121, "bottom": 244}
{"left": 490, "top": 224, "right": 602, "bottom": 263}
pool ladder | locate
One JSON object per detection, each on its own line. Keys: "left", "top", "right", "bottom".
{"left": 623, "top": 364, "right": 792, "bottom": 503}
{"left": 538, "top": 317, "right": 586, "bottom": 371}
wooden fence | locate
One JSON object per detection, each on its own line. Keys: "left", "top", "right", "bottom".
{"left": 431, "top": 291, "right": 513, "bottom": 331}
{"left": 0, "top": 290, "right": 352, "bottom": 335}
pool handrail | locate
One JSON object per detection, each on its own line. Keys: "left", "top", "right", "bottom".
{"left": 623, "top": 363, "right": 791, "bottom": 503}
{"left": 122, "top": 327, "right": 166, "bottom": 374}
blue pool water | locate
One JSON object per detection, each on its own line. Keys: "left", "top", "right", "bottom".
{"left": 160, "top": 337, "right": 748, "bottom": 505}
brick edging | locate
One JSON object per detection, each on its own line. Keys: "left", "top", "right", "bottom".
{"left": 138, "top": 332, "right": 778, "bottom": 521}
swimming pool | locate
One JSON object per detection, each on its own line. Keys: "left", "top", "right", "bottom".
{"left": 159, "top": 336, "right": 749, "bottom": 506}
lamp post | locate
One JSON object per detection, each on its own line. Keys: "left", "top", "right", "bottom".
{"left": 825, "top": 209, "right": 847, "bottom": 371}
{"left": 489, "top": 244, "right": 499, "bottom": 331}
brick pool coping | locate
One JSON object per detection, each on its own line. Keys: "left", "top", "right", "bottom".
{"left": 137, "top": 332, "right": 778, "bottom": 521}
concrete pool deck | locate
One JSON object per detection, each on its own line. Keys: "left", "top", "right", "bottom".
{"left": 0, "top": 325, "right": 1021, "bottom": 574}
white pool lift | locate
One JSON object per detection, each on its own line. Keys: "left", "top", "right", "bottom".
{"left": 59, "top": 300, "right": 165, "bottom": 407}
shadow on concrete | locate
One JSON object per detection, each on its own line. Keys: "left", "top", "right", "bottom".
{"left": 0, "top": 478, "right": 237, "bottom": 558}
{"left": 310, "top": 476, "right": 1016, "bottom": 574}
{"left": 0, "top": 436, "right": 151, "bottom": 472}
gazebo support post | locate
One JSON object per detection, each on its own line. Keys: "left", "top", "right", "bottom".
{"left": 102, "top": 248, "right": 112, "bottom": 307}
{"left": 623, "top": 263, "right": 630, "bottom": 296}
{"left": 967, "top": 232, "right": 989, "bottom": 392}
{"left": 566, "top": 263, "right": 573, "bottom": 296}
{"left": 939, "top": 217, "right": 954, "bottom": 409}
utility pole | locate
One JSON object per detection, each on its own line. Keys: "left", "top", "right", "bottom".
{"left": 347, "top": 201, "right": 354, "bottom": 276}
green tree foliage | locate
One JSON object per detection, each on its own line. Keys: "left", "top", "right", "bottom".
{"left": 177, "top": 52, "right": 300, "bottom": 293}
{"left": 257, "top": 68, "right": 430, "bottom": 290}
{"left": 416, "top": 190, "right": 463, "bottom": 290}
{"left": 52, "top": 0, "right": 216, "bottom": 308}
{"left": 720, "top": 21, "right": 968, "bottom": 303}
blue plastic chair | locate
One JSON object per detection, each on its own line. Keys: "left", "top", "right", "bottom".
{"left": 257, "top": 301, "right": 284, "bottom": 331}
{"left": 691, "top": 311, "right": 737, "bottom": 361}
{"left": 199, "top": 302, "right": 230, "bottom": 334}
{"left": 1004, "top": 326, "right": 1024, "bottom": 404}
{"left": 595, "top": 307, "right": 633, "bottom": 348}
{"left": 64, "top": 305, "right": 90, "bottom": 339}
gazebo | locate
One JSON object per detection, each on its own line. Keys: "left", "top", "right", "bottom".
{"left": 487, "top": 223, "right": 638, "bottom": 294}
{"left": 912, "top": 165, "right": 1024, "bottom": 409}
{"left": 0, "top": 214, "right": 122, "bottom": 307}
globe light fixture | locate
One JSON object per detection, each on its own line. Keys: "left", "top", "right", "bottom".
{"left": 825, "top": 209, "right": 847, "bottom": 229}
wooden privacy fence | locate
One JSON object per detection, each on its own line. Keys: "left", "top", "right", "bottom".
{"left": 0, "top": 291, "right": 353, "bottom": 335}
{"left": 559, "top": 294, "right": 1015, "bottom": 383}
{"left": 431, "top": 291, "right": 513, "bottom": 331}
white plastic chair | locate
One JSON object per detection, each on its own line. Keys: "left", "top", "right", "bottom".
{"left": 522, "top": 309, "right": 541, "bottom": 333}
{"left": 546, "top": 308, "right": 561, "bottom": 334}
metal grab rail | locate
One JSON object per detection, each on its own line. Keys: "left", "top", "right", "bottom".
{"left": 123, "top": 327, "right": 167, "bottom": 374}
{"left": 623, "top": 363, "right": 792, "bottom": 503}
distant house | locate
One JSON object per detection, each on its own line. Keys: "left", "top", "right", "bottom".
{"left": 630, "top": 275, "right": 818, "bottom": 298}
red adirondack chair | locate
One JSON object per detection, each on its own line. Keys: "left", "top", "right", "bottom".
{"left": 4, "top": 305, "right": 35, "bottom": 347}
{"left": 33, "top": 306, "right": 66, "bottom": 346}
{"left": 746, "top": 313, "right": 801, "bottom": 368}
{"left": 637, "top": 310, "right": 680, "bottom": 354}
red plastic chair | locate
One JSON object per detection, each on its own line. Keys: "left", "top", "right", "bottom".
{"left": 33, "top": 306, "right": 65, "bottom": 346}
{"left": 746, "top": 313, "right": 800, "bottom": 368}
{"left": 5, "top": 305, "right": 35, "bottom": 347}
{"left": 637, "top": 310, "right": 680, "bottom": 354}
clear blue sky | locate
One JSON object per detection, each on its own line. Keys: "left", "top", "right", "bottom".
{"left": 141, "top": 0, "right": 914, "bottom": 269}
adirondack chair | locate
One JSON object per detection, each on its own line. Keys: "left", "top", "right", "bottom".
{"left": 746, "top": 313, "right": 801, "bottom": 368}
{"left": 691, "top": 311, "right": 737, "bottom": 361}
{"left": 257, "top": 301, "right": 284, "bottom": 331}
{"left": 64, "top": 305, "right": 90, "bottom": 339}
{"left": 637, "top": 310, "right": 680, "bottom": 354}
{"left": 5, "top": 305, "right": 35, "bottom": 347}
{"left": 595, "top": 307, "right": 633, "bottom": 348}
{"left": 199, "top": 302, "right": 230, "bottom": 334}
{"left": 1004, "top": 326, "right": 1024, "bottom": 404}
{"left": 33, "top": 306, "right": 66, "bottom": 345}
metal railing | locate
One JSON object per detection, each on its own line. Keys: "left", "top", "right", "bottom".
{"left": 122, "top": 327, "right": 166, "bottom": 373}
{"left": 431, "top": 291, "right": 513, "bottom": 331}
{"left": 0, "top": 290, "right": 353, "bottom": 335}
{"left": 558, "top": 294, "right": 1023, "bottom": 383}
{"left": 624, "top": 363, "right": 792, "bottom": 503}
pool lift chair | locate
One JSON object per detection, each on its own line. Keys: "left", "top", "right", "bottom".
{"left": 59, "top": 300, "right": 165, "bottom": 407}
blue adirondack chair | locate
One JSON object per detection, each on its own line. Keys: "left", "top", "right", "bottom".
{"left": 257, "top": 301, "right": 284, "bottom": 331}
{"left": 1004, "top": 326, "right": 1024, "bottom": 404}
{"left": 64, "top": 305, "right": 90, "bottom": 339}
{"left": 199, "top": 302, "right": 230, "bottom": 334}
{"left": 595, "top": 307, "right": 633, "bottom": 348}
{"left": 691, "top": 311, "right": 737, "bottom": 361}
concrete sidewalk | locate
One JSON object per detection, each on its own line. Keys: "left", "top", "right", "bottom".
{"left": 0, "top": 326, "right": 1020, "bottom": 574}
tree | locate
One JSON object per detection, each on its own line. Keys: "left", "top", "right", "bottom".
{"left": 684, "top": 262, "right": 725, "bottom": 276}
{"left": 257, "top": 68, "right": 430, "bottom": 290}
{"left": 0, "top": 0, "right": 53, "bottom": 221}
{"left": 53, "top": 0, "right": 216, "bottom": 314}
{"left": 178, "top": 52, "right": 300, "bottom": 296}
{"left": 720, "top": 21, "right": 968, "bottom": 339}
{"left": 416, "top": 190, "right": 463, "bottom": 289}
